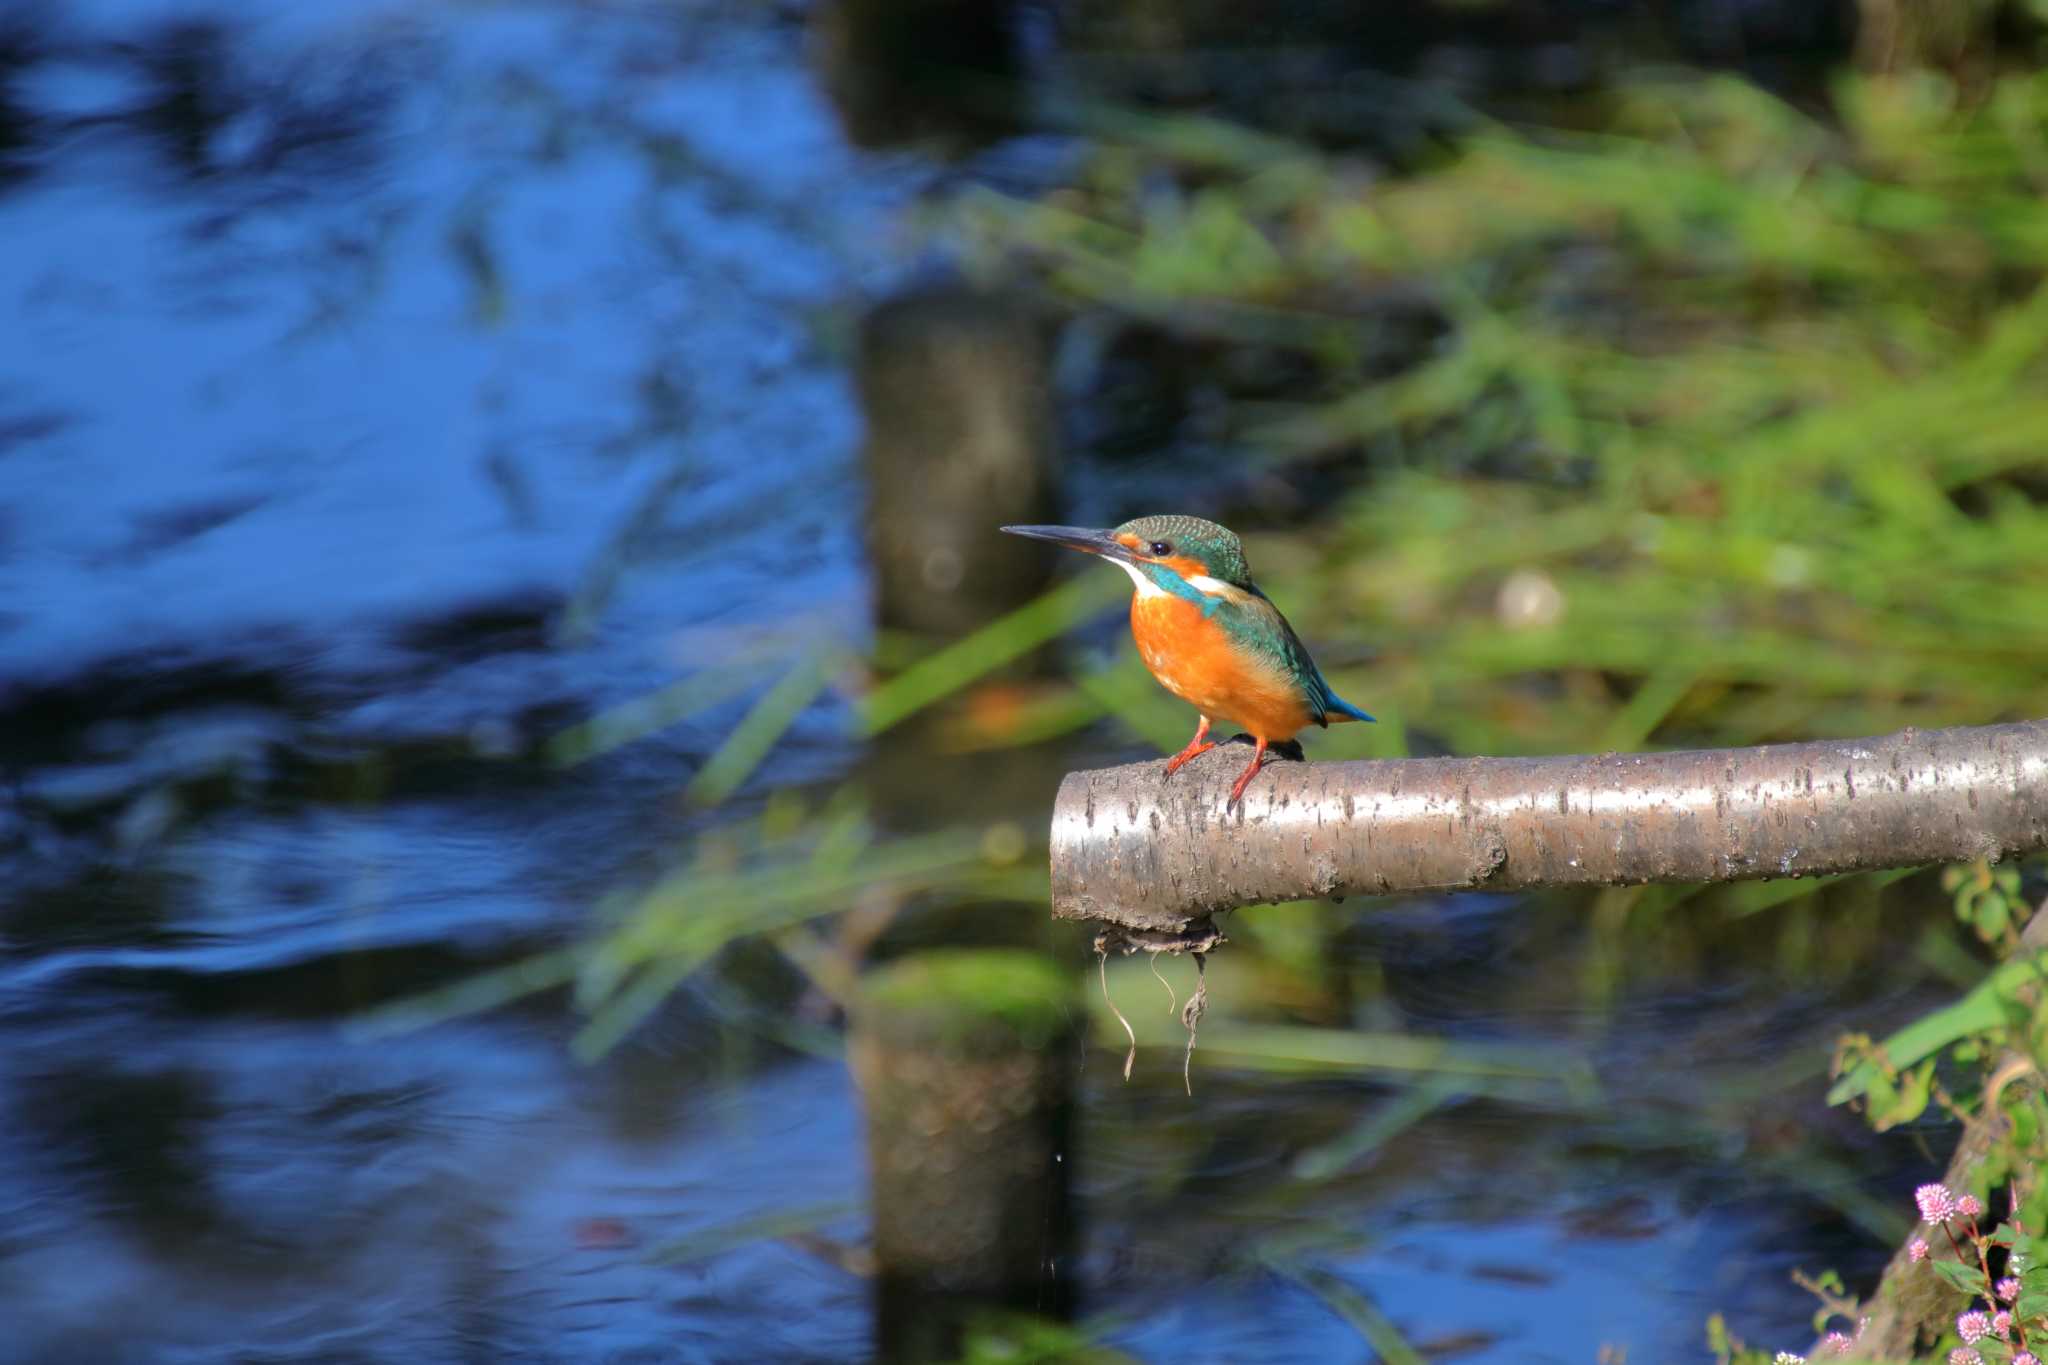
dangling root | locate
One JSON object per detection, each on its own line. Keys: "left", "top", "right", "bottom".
{"left": 1099, "top": 941, "right": 1136, "bottom": 1082}
{"left": 1092, "top": 919, "right": 1226, "bottom": 1088}
{"left": 1148, "top": 950, "right": 1177, "bottom": 1016}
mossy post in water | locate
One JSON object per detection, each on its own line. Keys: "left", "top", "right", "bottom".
{"left": 857, "top": 284, "right": 1058, "bottom": 640}
{"left": 850, "top": 949, "right": 1079, "bottom": 1361}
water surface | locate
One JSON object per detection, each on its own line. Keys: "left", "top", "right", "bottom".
{"left": 0, "top": 3, "right": 1917, "bottom": 1361}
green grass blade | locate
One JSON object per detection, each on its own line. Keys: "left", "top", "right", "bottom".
{"left": 860, "top": 573, "right": 1123, "bottom": 737}
{"left": 687, "top": 649, "right": 841, "bottom": 807}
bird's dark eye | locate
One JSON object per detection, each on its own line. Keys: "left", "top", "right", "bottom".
{"left": 1149, "top": 540, "right": 1172, "bottom": 557}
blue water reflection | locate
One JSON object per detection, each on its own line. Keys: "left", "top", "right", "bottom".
{"left": 0, "top": 2, "right": 1889, "bottom": 1361}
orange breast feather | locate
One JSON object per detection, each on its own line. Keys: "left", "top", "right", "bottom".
{"left": 1129, "top": 595, "right": 1312, "bottom": 741}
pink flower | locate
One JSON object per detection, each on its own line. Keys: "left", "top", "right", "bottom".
{"left": 1951, "top": 1350, "right": 1982, "bottom": 1365}
{"left": 1957, "top": 1310, "right": 1990, "bottom": 1343}
{"left": 1958, "top": 1193, "right": 1984, "bottom": 1217}
{"left": 1999, "top": 1277, "right": 2021, "bottom": 1302}
{"left": 1919, "top": 1184, "right": 1959, "bottom": 1222}
{"left": 2015, "top": 1354, "right": 2038, "bottom": 1365}
{"left": 1822, "top": 1332, "right": 1852, "bottom": 1356}
{"left": 1994, "top": 1311, "right": 2013, "bottom": 1339}
{"left": 1910, "top": 1238, "right": 1931, "bottom": 1262}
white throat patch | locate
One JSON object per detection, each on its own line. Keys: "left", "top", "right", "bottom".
{"left": 1112, "top": 558, "right": 1167, "bottom": 598}
{"left": 1113, "top": 560, "right": 1233, "bottom": 600}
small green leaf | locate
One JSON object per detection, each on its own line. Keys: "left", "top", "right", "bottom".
{"left": 2009, "top": 1096, "right": 2039, "bottom": 1148}
{"left": 1830, "top": 953, "right": 2048, "bottom": 1105}
{"left": 1977, "top": 895, "right": 2013, "bottom": 940}
{"left": 1933, "top": 1257, "right": 1985, "bottom": 1295}
{"left": 1871, "top": 1063, "right": 1931, "bottom": 1130}
{"left": 1705, "top": 1313, "right": 1733, "bottom": 1361}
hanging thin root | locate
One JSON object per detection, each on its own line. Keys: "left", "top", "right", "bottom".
{"left": 1148, "top": 950, "right": 1178, "bottom": 1016}
{"left": 1093, "top": 920, "right": 1226, "bottom": 1087}
{"left": 1099, "top": 941, "right": 1136, "bottom": 1082}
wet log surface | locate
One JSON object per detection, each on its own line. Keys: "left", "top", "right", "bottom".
{"left": 1050, "top": 720, "right": 2048, "bottom": 934}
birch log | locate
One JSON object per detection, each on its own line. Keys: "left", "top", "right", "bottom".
{"left": 1049, "top": 720, "right": 2048, "bottom": 935}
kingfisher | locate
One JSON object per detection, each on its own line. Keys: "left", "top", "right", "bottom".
{"left": 1001, "top": 515, "right": 1374, "bottom": 808}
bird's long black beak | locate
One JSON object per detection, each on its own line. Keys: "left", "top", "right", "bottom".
{"left": 999, "top": 524, "right": 1136, "bottom": 564}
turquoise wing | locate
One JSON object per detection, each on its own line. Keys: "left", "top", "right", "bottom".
{"left": 1217, "top": 586, "right": 1374, "bottom": 727}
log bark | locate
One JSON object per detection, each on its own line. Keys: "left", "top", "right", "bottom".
{"left": 1049, "top": 720, "right": 2048, "bottom": 935}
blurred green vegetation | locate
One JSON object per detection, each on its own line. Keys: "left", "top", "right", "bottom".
{"left": 372, "top": 58, "right": 2048, "bottom": 1357}
{"left": 856, "top": 946, "right": 1076, "bottom": 1051}
{"left": 385, "top": 62, "right": 2048, "bottom": 1082}
{"left": 953, "top": 68, "right": 2048, "bottom": 761}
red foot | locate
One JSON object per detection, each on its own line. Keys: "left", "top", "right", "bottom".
{"left": 1163, "top": 717, "right": 1215, "bottom": 776}
{"left": 1226, "top": 736, "right": 1271, "bottom": 809}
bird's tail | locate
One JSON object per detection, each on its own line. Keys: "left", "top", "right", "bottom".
{"left": 1326, "top": 694, "right": 1376, "bottom": 724}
